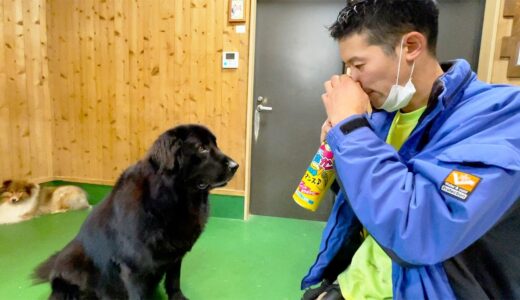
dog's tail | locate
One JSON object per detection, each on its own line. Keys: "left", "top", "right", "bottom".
{"left": 32, "top": 252, "right": 60, "bottom": 284}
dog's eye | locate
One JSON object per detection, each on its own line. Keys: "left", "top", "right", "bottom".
{"left": 198, "top": 145, "right": 209, "bottom": 153}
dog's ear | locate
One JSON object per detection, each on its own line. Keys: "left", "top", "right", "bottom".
{"left": 2, "top": 180, "right": 13, "bottom": 188}
{"left": 25, "top": 183, "right": 39, "bottom": 194}
{"left": 149, "top": 134, "right": 182, "bottom": 172}
{"left": 0, "top": 180, "right": 12, "bottom": 194}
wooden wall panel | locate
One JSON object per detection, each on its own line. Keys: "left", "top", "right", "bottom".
{"left": 0, "top": 0, "right": 53, "bottom": 182}
{"left": 479, "top": 0, "right": 520, "bottom": 85}
{"left": 491, "top": 0, "right": 520, "bottom": 85}
{"left": 45, "top": 0, "right": 250, "bottom": 194}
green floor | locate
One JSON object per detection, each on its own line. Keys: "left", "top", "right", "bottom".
{"left": 0, "top": 210, "right": 325, "bottom": 299}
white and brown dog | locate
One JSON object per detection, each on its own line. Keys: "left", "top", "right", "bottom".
{"left": 0, "top": 180, "right": 90, "bottom": 224}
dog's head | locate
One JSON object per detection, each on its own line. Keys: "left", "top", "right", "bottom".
{"left": 148, "top": 124, "right": 239, "bottom": 190}
{"left": 0, "top": 180, "right": 39, "bottom": 204}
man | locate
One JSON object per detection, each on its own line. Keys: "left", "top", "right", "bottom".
{"left": 301, "top": 0, "right": 520, "bottom": 299}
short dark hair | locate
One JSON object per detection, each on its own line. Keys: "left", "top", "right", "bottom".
{"left": 330, "top": 0, "right": 439, "bottom": 55}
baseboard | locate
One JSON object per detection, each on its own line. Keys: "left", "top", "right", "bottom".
{"left": 29, "top": 177, "right": 55, "bottom": 184}
{"left": 52, "top": 176, "right": 244, "bottom": 196}
{"left": 44, "top": 180, "right": 244, "bottom": 219}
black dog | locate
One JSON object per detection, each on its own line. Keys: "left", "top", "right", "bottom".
{"left": 33, "top": 124, "right": 239, "bottom": 300}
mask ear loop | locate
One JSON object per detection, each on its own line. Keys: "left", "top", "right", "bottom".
{"left": 409, "top": 60, "right": 416, "bottom": 81}
{"left": 396, "top": 38, "right": 405, "bottom": 85}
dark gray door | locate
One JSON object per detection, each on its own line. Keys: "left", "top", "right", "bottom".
{"left": 251, "top": 0, "right": 345, "bottom": 221}
{"left": 250, "top": 0, "right": 486, "bottom": 221}
{"left": 437, "top": 0, "right": 486, "bottom": 70}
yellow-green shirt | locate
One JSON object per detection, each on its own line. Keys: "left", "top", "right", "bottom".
{"left": 338, "top": 106, "right": 427, "bottom": 300}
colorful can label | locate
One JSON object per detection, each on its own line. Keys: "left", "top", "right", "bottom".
{"left": 293, "top": 142, "right": 335, "bottom": 212}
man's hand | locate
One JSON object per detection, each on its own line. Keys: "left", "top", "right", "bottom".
{"left": 322, "top": 75, "right": 369, "bottom": 126}
{"left": 320, "top": 120, "right": 332, "bottom": 143}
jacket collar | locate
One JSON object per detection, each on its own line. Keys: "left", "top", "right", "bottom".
{"left": 435, "top": 59, "right": 475, "bottom": 110}
{"left": 367, "top": 59, "right": 475, "bottom": 135}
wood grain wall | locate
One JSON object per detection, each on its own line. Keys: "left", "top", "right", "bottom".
{"left": 490, "top": 0, "right": 520, "bottom": 85}
{"left": 0, "top": 0, "right": 53, "bottom": 182}
{"left": 43, "top": 0, "right": 249, "bottom": 194}
{"left": 478, "top": 0, "right": 520, "bottom": 85}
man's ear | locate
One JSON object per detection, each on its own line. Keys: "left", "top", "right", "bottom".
{"left": 149, "top": 134, "right": 182, "bottom": 172}
{"left": 402, "top": 31, "right": 426, "bottom": 62}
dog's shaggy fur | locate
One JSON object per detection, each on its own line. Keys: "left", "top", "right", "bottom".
{"left": 33, "top": 124, "right": 238, "bottom": 300}
{"left": 0, "top": 180, "right": 89, "bottom": 225}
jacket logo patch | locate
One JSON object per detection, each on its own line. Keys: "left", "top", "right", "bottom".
{"left": 441, "top": 170, "right": 481, "bottom": 201}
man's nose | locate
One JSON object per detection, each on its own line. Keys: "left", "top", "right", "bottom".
{"left": 349, "top": 68, "right": 360, "bottom": 82}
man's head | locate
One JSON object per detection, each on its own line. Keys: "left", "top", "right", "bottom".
{"left": 330, "top": 0, "right": 439, "bottom": 55}
{"left": 330, "top": 0, "right": 440, "bottom": 110}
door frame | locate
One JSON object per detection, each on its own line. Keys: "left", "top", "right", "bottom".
{"left": 477, "top": 0, "right": 503, "bottom": 82}
{"left": 244, "top": 0, "right": 258, "bottom": 220}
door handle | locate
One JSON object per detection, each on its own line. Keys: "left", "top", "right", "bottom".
{"left": 257, "top": 104, "right": 273, "bottom": 112}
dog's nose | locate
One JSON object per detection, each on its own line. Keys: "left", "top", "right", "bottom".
{"left": 10, "top": 198, "right": 17, "bottom": 203}
{"left": 227, "top": 160, "right": 239, "bottom": 172}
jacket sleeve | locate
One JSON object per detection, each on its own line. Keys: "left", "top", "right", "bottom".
{"left": 326, "top": 115, "right": 520, "bottom": 265}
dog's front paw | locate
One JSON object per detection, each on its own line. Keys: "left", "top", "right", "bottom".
{"left": 169, "top": 291, "right": 188, "bottom": 300}
{"left": 20, "top": 213, "right": 33, "bottom": 220}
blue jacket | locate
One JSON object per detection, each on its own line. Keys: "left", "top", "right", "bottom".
{"left": 302, "top": 60, "right": 520, "bottom": 299}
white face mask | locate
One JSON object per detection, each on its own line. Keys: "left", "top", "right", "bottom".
{"left": 379, "top": 38, "right": 416, "bottom": 112}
